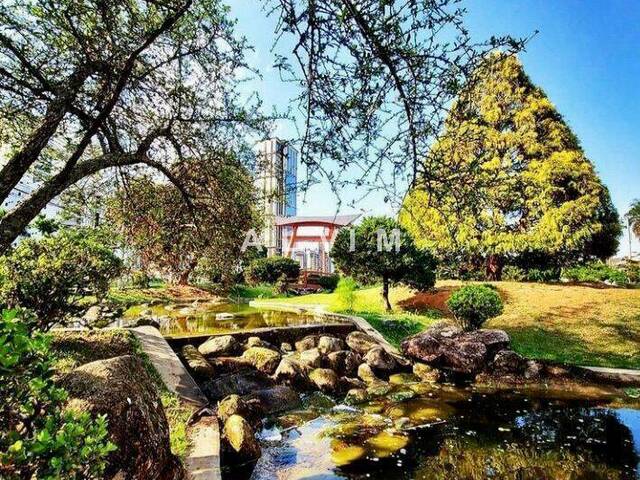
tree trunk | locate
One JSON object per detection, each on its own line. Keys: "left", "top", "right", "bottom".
{"left": 381, "top": 276, "right": 392, "bottom": 312}
{"left": 485, "top": 254, "right": 503, "bottom": 281}
{"left": 177, "top": 270, "right": 191, "bottom": 286}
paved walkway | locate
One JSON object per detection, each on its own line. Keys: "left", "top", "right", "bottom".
{"left": 132, "top": 326, "right": 221, "bottom": 480}
{"left": 577, "top": 365, "right": 640, "bottom": 386}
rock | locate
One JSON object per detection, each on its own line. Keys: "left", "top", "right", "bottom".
{"left": 61, "top": 355, "right": 183, "bottom": 480}
{"left": 389, "top": 373, "right": 419, "bottom": 385}
{"left": 217, "top": 395, "right": 258, "bottom": 425}
{"left": 412, "top": 362, "right": 441, "bottom": 383}
{"left": 366, "top": 381, "right": 393, "bottom": 397}
{"left": 317, "top": 336, "right": 345, "bottom": 354}
{"left": 441, "top": 341, "right": 487, "bottom": 374}
{"left": 298, "top": 348, "right": 323, "bottom": 369}
{"left": 357, "top": 363, "right": 379, "bottom": 384}
{"left": 524, "top": 360, "right": 544, "bottom": 380}
{"left": 140, "top": 308, "right": 153, "bottom": 316}
{"left": 339, "top": 376, "right": 367, "bottom": 391}
{"left": 246, "top": 336, "right": 275, "bottom": 350}
{"left": 201, "top": 370, "right": 275, "bottom": 401}
{"left": 246, "top": 385, "right": 301, "bottom": 414}
{"left": 223, "top": 415, "right": 261, "bottom": 463}
{"left": 491, "top": 349, "right": 525, "bottom": 376}
{"left": 134, "top": 317, "right": 161, "bottom": 329}
{"left": 216, "top": 312, "right": 234, "bottom": 320}
{"left": 425, "top": 322, "right": 463, "bottom": 341}
{"left": 326, "top": 350, "right": 361, "bottom": 376}
{"left": 460, "top": 329, "right": 510, "bottom": 356}
{"left": 309, "top": 368, "right": 340, "bottom": 393}
{"left": 83, "top": 305, "right": 102, "bottom": 322}
{"left": 401, "top": 333, "right": 442, "bottom": 363}
{"left": 199, "top": 335, "right": 241, "bottom": 357}
{"left": 364, "top": 346, "right": 397, "bottom": 372}
{"left": 345, "top": 331, "right": 379, "bottom": 354}
{"left": 181, "top": 345, "right": 215, "bottom": 378}
{"left": 389, "top": 389, "right": 416, "bottom": 402}
{"left": 209, "top": 356, "right": 253, "bottom": 373}
{"left": 242, "top": 347, "right": 282, "bottom": 374}
{"left": 344, "top": 388, "right": 369, "bottom": 405}
{"left": 394, "top": 417, "right": 411, "bottom": 430}
{"left": 295, "top": 335, "right": 319, "bottom": 352}
{"left": 280, "top": 342, "right": 293, "bottom": 353}
{"left": 273, "top": 358, "right": 310, "bottom": 388}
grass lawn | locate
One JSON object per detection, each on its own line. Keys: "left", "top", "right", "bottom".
{"left": 259, "top": 281, "right": 640, "bottom": 369}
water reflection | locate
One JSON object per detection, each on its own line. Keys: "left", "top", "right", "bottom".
{"left": 247, "top": 389, "right": 640, "bottom": 480}
{"left": 122, "top": 302, "right": 334, "bottom": 337}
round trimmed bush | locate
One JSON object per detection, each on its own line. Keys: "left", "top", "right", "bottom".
{"left": 446, "top": 284, "right": 504, "bottom": 331}
{"left": 244, "top": 256, "right": 300, "bottom": 285}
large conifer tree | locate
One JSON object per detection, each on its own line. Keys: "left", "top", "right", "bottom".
{"left": 400, "top": 53, "right": 620, "bottom": 279}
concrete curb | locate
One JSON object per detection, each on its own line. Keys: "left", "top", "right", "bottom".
{"left": 132, "top": 326, "right": 221, "bottom": 480}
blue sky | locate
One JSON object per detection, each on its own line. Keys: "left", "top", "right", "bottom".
{"left": 229, "top": 0, "right": 640, "bottom": 256}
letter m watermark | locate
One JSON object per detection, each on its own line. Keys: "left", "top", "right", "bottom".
{"left": 376, "top": 228, "right": 401, "bottom": 252}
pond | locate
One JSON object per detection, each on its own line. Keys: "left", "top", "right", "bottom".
{"left": 123, "top": 301, "right": 332, "bottom": 337}
{"left": 243, "top": 383, "right": 640, "bottom": 480}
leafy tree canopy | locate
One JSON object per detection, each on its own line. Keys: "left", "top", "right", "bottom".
{"left": 628, "top": 199, "right": 640, "bottom": 240}
{"left": 107, "top": 151, "right": 257, "bottom": 285}
{"left": 401, "top": 53, "right": 620, "bottom": 278}
{"left": 0, "top": 0, "right": 522, "bottom": 252}
{"left": 330, "top": 216, "right": 435, "bottom": 311}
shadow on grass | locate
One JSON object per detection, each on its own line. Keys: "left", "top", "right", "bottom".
{"left": 397, "top": 286, "right": 456, "bottom": 315}
{"left": 505, "top": 325, "right": 640, "bottom": 370}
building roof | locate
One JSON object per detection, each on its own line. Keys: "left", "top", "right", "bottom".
{"left": 275, "top": 214, "right": 360, "bottom": 227}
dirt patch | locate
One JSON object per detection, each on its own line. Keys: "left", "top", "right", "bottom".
{"left": 398, "top": 287, "right": 456, "bottom": 315}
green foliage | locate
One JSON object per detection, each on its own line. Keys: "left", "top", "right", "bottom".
{"left": 31, "top": 215, "right": 60, "bottom": 236}
{"left": 621, "top": 261, "right": 640, "bottom": 284}
{"left": 334, "top": 277, "right": 358, "bottom": 312}
{"left": 0, "top": 228, "right": 122, "bottom": 329}
{"left": 129, "top": 270, "right": 151, "bottom": 288}
{"left": 502, "top": 266, "right": 560, "bottom": 283}
{"left": 0, "top": 309, "right": 116, "bottom": 479}
{"left": 244, "top": 256, "right": 300, "bottom": 285}
{"left": 274, "top": 274, "right": 289, "bottom": 295}
{"left": 628, "top": 200, "right": 640, "bottom": 240}
{"left": 331, "top": 216, "right": 436, "bottom": 311}
{"left": 401, "top": 53, "right": 620, "bottom": 277}
{"left": 316, "top": 274, "right": 340, "bottom": 292}
{"left": 446, "top": 285, "right": 504, "bottom": 331}
{"left": 562, "top": 262, "right": 628, "bottom": 285}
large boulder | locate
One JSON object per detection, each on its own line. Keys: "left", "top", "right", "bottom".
{"left": 441, "top": 341, "right": 487, "bottom": 374}
{"left": 364, "top": 346, "right": 397, "bottom": 372}
{"left": 345, "top": 331, "right": 379, "bottom": 354}
{"left": 273, "top": 357, "right": 310, "bottom": 388}
{"left": 245, "top": 385, "right": 301, "bottom": 414}
{"left": 199, "top": 335, "right": 241, "bottom": 357}
{"left": 326, "top": 350, "right": 361, "bottom": 376}
{"left": 344, "top": 388, "right": 369, "bottom": 405}
{"left": 412, "top": 362, "right": 441, "bottom": 383}
{"left": 357, "top": 363, "right": 379, "bottom": 384}
{"left": 223, "top": 415, "right": 261, "bottom": 463}
{"left": 217, "top": 394, "right": 261, "bottom": 426}
{"left": 295, "top": 335, "right": 319, "bottom": 352}
{"left": 460, "top": 329, "right": 510, "bottom": 356}
{"left": 491, "top": 349, "right": 526, "bottom": 376}
{"left": 401, "top": 333, "right": 442, "bottom": 363}
{"left": 242, "top": 347, "right": 282, "bottom": 374}
{"left": 298, "top": 347, "right": 323, "bottom": 369}
{"left": 181, "top": 345, "right": 215, "bottom": 378}
{"left": 317, "top": 336, "right": 345, "bottom": 354}
{"left": 61, "top": 355, "right": 183, "bottom": 480}
{"left": 309, "top": 368, "right": 340, "bottom": 393}
{"left": 245, "top": 336, "right": 276, "bottom": 350}
{"left": 201, "top": 370, "right": 275, "bottom": 401}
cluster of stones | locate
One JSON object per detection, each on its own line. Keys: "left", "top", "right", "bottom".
{"left": 180, "top": 330, "right": 440, "bottom": 464}
{"left": 401, "top": 322, "right": 543, "bottom": 380}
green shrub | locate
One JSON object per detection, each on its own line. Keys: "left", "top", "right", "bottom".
{"left": 562, "top": 262, "right": 628, "bottom": 285}
{"left": 335, "top": 276, "right": 357, "bottom": 312}
{"left": 129, "top": 270, "right": 151, "bottom": 288}
{"left": 621, "top": 261, "right": 640, "bottom": 284}
{"left": 0, "top": 228, "right": 123, "bottom": 329}
{"left": 446, "top": 284, "right": 504, "bottom": 331}
{"left": 502, "top": 265, "right": 526, "bottom": 281}
{"left": 244, "top": 256, "right": 300, "bottom": 285}
{"left": 316, "top": 274, "right": 340, "bottom": 292}
{"left": 0, "top": 309, "right": 116, "bottom": 479}
{"left": 274, "top": 273, "right": 289, "bottom": 295}
{"left": 503, "top": 266, "right": 560, "bottom": 283}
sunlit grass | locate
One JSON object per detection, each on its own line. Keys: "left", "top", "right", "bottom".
{"left": 261, "top": 280, "right": 640, "bottom": 369}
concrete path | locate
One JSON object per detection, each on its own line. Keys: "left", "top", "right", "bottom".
{"left": 132, "top": 326, "right": 221, "bottom": 480}
{"left": 577, "top": 365, "right": 640, "bottom": 386}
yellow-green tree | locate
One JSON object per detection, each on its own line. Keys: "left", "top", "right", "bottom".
{"left": 400, "top": 53, "right": 619, "bottom": 279}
